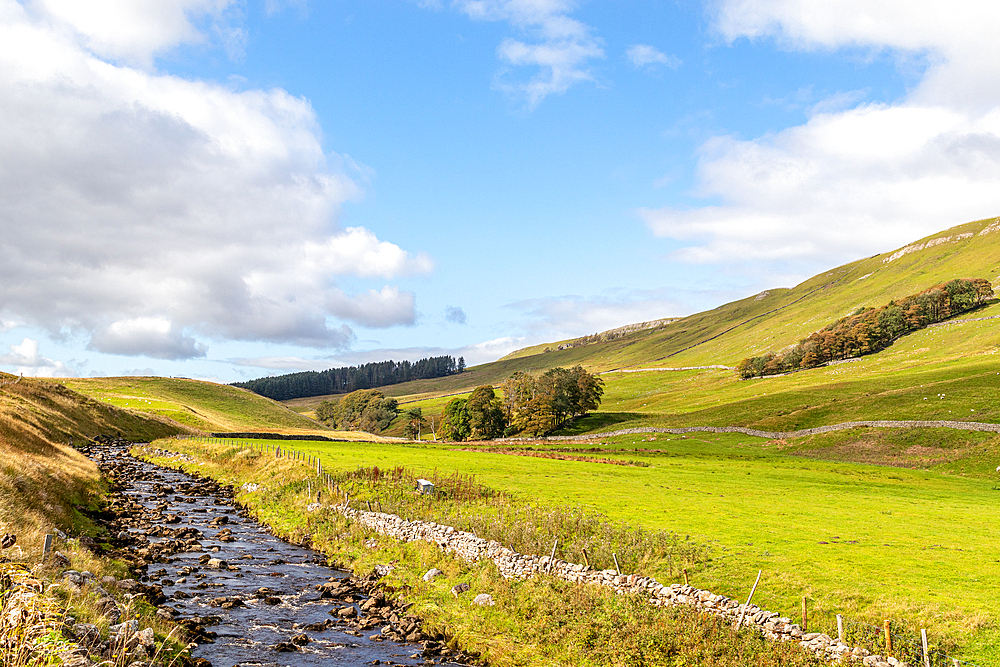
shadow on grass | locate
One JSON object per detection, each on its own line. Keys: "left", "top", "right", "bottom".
{"left": 552, "top": 412, "right": 646, "bottom": 436}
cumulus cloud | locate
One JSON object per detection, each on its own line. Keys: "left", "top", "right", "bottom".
{"left": 626, "top": 44, "right": 681, "bottom": 70}
{"left": 87, "top": 318, "right": 208, "bottom": 360}
{"left": 0, "top": 1, "right": 430, "bottom": 359}
{"left": 444, "top": 306, "right": 467, "bottom": 324}
{"left": 31, "top": 0, "right": 236, "bottom": 65}
{"left": 643, "top": 0, "right": 1000, "bottom": 272}
{"left": 0, "top": 338, "right": 77, "bottom": 377}
{"left": 449, "top": 0, "right": 605, "bottom": 107}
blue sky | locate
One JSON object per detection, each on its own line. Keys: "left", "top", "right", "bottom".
{"left": 1, "top": 0, "right": 999, "bottom": 381}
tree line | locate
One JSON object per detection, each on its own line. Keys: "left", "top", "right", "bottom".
{"left": 737, "top": 278, "right": 994, "bottom": 379}
{"left": 232, "top": 355, "right": 464, "bottom": 401}
{"left": 311, "top": 365, "right": 604, "bottom": 439}
{"left": 441, "top": 365, "right": 604, "bottom": 440}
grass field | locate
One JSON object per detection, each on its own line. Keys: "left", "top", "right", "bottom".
{"left": 175, "top": 428, "right": 1000, "bottom": 664}
{"left": 59, "top": 376, "right": 328, "bottom": 433}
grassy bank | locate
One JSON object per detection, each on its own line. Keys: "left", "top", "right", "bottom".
{"left": 143, "top": 437, "right": 829, "bottom": 667}
{"left": 157, "top": 432, "right": 1000, "bottom": 665}
{"left": 0, "top": 376, "right": 192, "bottom": 666}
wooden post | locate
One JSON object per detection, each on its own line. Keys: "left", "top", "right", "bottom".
{"left": 612, "top": 552, "right": 621, "bottom": 575}
{"left": 547, "top": 539, "right": 559, "bottom": 572}
{"left": 582, "top": 548, "right": 590, "bottom": 569}
{"left": 682, "top": 568, "right": 688, "bottom": 585}
{"left": 733, "top": 569, "right": 762, "bottom": 631}
{"left": 41, "top": 534, "right": 53, "bottom": 563}
{"left": 883, "top": 620, "right": 892, "bottom": 656}
{"left": 921, "top": 629, "right": 930, "bottom": 667}
{"left": 836, "top": 614, "right": 844, "bottom": 643}
{"left": 667, "top": 553, "right": 672, "bottom": 575}
{"left": 801, "top": 597, "right": 808, "bottom": 632}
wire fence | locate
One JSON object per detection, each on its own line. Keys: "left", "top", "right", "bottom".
{"left": 842, "top": 618, "right": 978, "bottom": 667}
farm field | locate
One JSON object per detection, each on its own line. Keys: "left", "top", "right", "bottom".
{"left": 174, "top": 432, "right": 1000, "bottom": 663}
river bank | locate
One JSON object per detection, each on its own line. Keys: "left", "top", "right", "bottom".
{"left": 82, "top": 440, "right": 478, "bottom": 667}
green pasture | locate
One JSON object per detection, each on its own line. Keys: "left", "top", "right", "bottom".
{"left": 59, "top": 376, "right": 322, "bottom": 433}
{"left": 195, "top": 431, "right": 1000, "bottom": 663}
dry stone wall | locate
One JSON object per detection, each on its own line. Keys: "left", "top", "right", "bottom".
{"left": 338, "top": 506, "right": 907, "bottom": 667}
{"left": 536, "top": 420, "right": 1000, "bottom": 442}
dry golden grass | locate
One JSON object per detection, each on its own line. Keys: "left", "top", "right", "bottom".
{"left": 0, "top": 375, "right": 193, "bottom": 666}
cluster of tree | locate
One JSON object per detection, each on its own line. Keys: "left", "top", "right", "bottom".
{"left": 737, "top": 278, "right": 994, "bottom": 379}
{"left": 440, "top": 366, "right": 604, "bottom": 440}
{"left": 315, "top": 389, "right": 398, "bottom": 433}
{"left": 232, "top": 355, "right": 464, "bottom": 401}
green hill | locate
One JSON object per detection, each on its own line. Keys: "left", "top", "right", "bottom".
{"left": 340, "top": 216, "right": 1000, "bottom": 437}
{"left": 59, "top": 376, "right": 329, "bottom": 434}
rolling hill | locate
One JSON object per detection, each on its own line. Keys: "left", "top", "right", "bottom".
{"left": 58, "top": 376, "right": 330, "bottom": 434}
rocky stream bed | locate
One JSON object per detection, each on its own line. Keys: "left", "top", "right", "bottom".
{"left": 79, "top": 441, "right": 476, "bottom": 667}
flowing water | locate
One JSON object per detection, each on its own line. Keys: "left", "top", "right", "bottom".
{"left": 96, "top": 446, "right": 440, "bottom": 667}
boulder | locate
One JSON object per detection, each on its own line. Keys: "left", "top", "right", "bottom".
{"left": 422, "top": 568, "right": 443, "bottom": 582}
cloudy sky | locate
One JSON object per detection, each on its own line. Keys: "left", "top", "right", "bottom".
{"left": 2, "top": 0, "right": 999, "bottom": 381}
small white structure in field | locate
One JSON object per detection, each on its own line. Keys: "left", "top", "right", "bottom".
{"left": 416, "top": 478, "right": 435, "bottom": 495}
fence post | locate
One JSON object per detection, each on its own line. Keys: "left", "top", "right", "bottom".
{"left": 547, "top": 539, "right": 559, "bottom": 573}
{"left": 883, "top": 620, "right": 893, "bottom": 656}
{"left": 612, "top": 553, "right": 621, "bottom": 575}
{"left": 733, "top": 569, "right": 762, "bottom": 631}
{"left": 802, "top": 597, "right": 808, "bottom": 631}
{"left": 41, "top": 534, "right": 53, "bottom": 563}
{"left": 836, "top": 614, "right": 844, "bottom": 643}
{"left": 921, "top": 629, "right": 930, "bottom": 667}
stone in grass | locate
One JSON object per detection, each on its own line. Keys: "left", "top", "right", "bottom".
{"left": 421, "top": 568, "right": 443, "bottom": 582}
{"left": 450, "top": 583, "right": 470, "bottom": 598}
{"left": 471, "top": 593, "right": 494, "bottom": 606}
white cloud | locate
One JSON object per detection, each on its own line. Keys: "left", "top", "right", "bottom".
{"left": 30, "top": 0, "right": 236, "bottom": 65}
{"left": 0, "top": 338, "right": 77, "bottom": 377}
{"left": 643, "top": 1, "right": 1000, "bottom": 272}
{"left": 88, "top": 318, "right": 208, "bottom": 360}
{"left": 505, "top": 291, "right": 686, "bottom": 339}
{"left": 449, "top": 0, "right": 605, "bottom": 107}
{"left": 0, "top": 1, "right": 430, "bottom": 358}
{"left": 626, "top": 44, "right": 681, "bottom": 70}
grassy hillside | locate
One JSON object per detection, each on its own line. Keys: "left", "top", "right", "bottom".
{"left": 0, "top": 374, "right": 189, "bottom": 665}
{"left": 0, "top": 372, "right": 187, "bottom": 551}
{"left": 299, "top": 216, "right": 1000, "bottom": 432}
{"left": 60, "top": 376, "right": 329, "bottom": 434}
